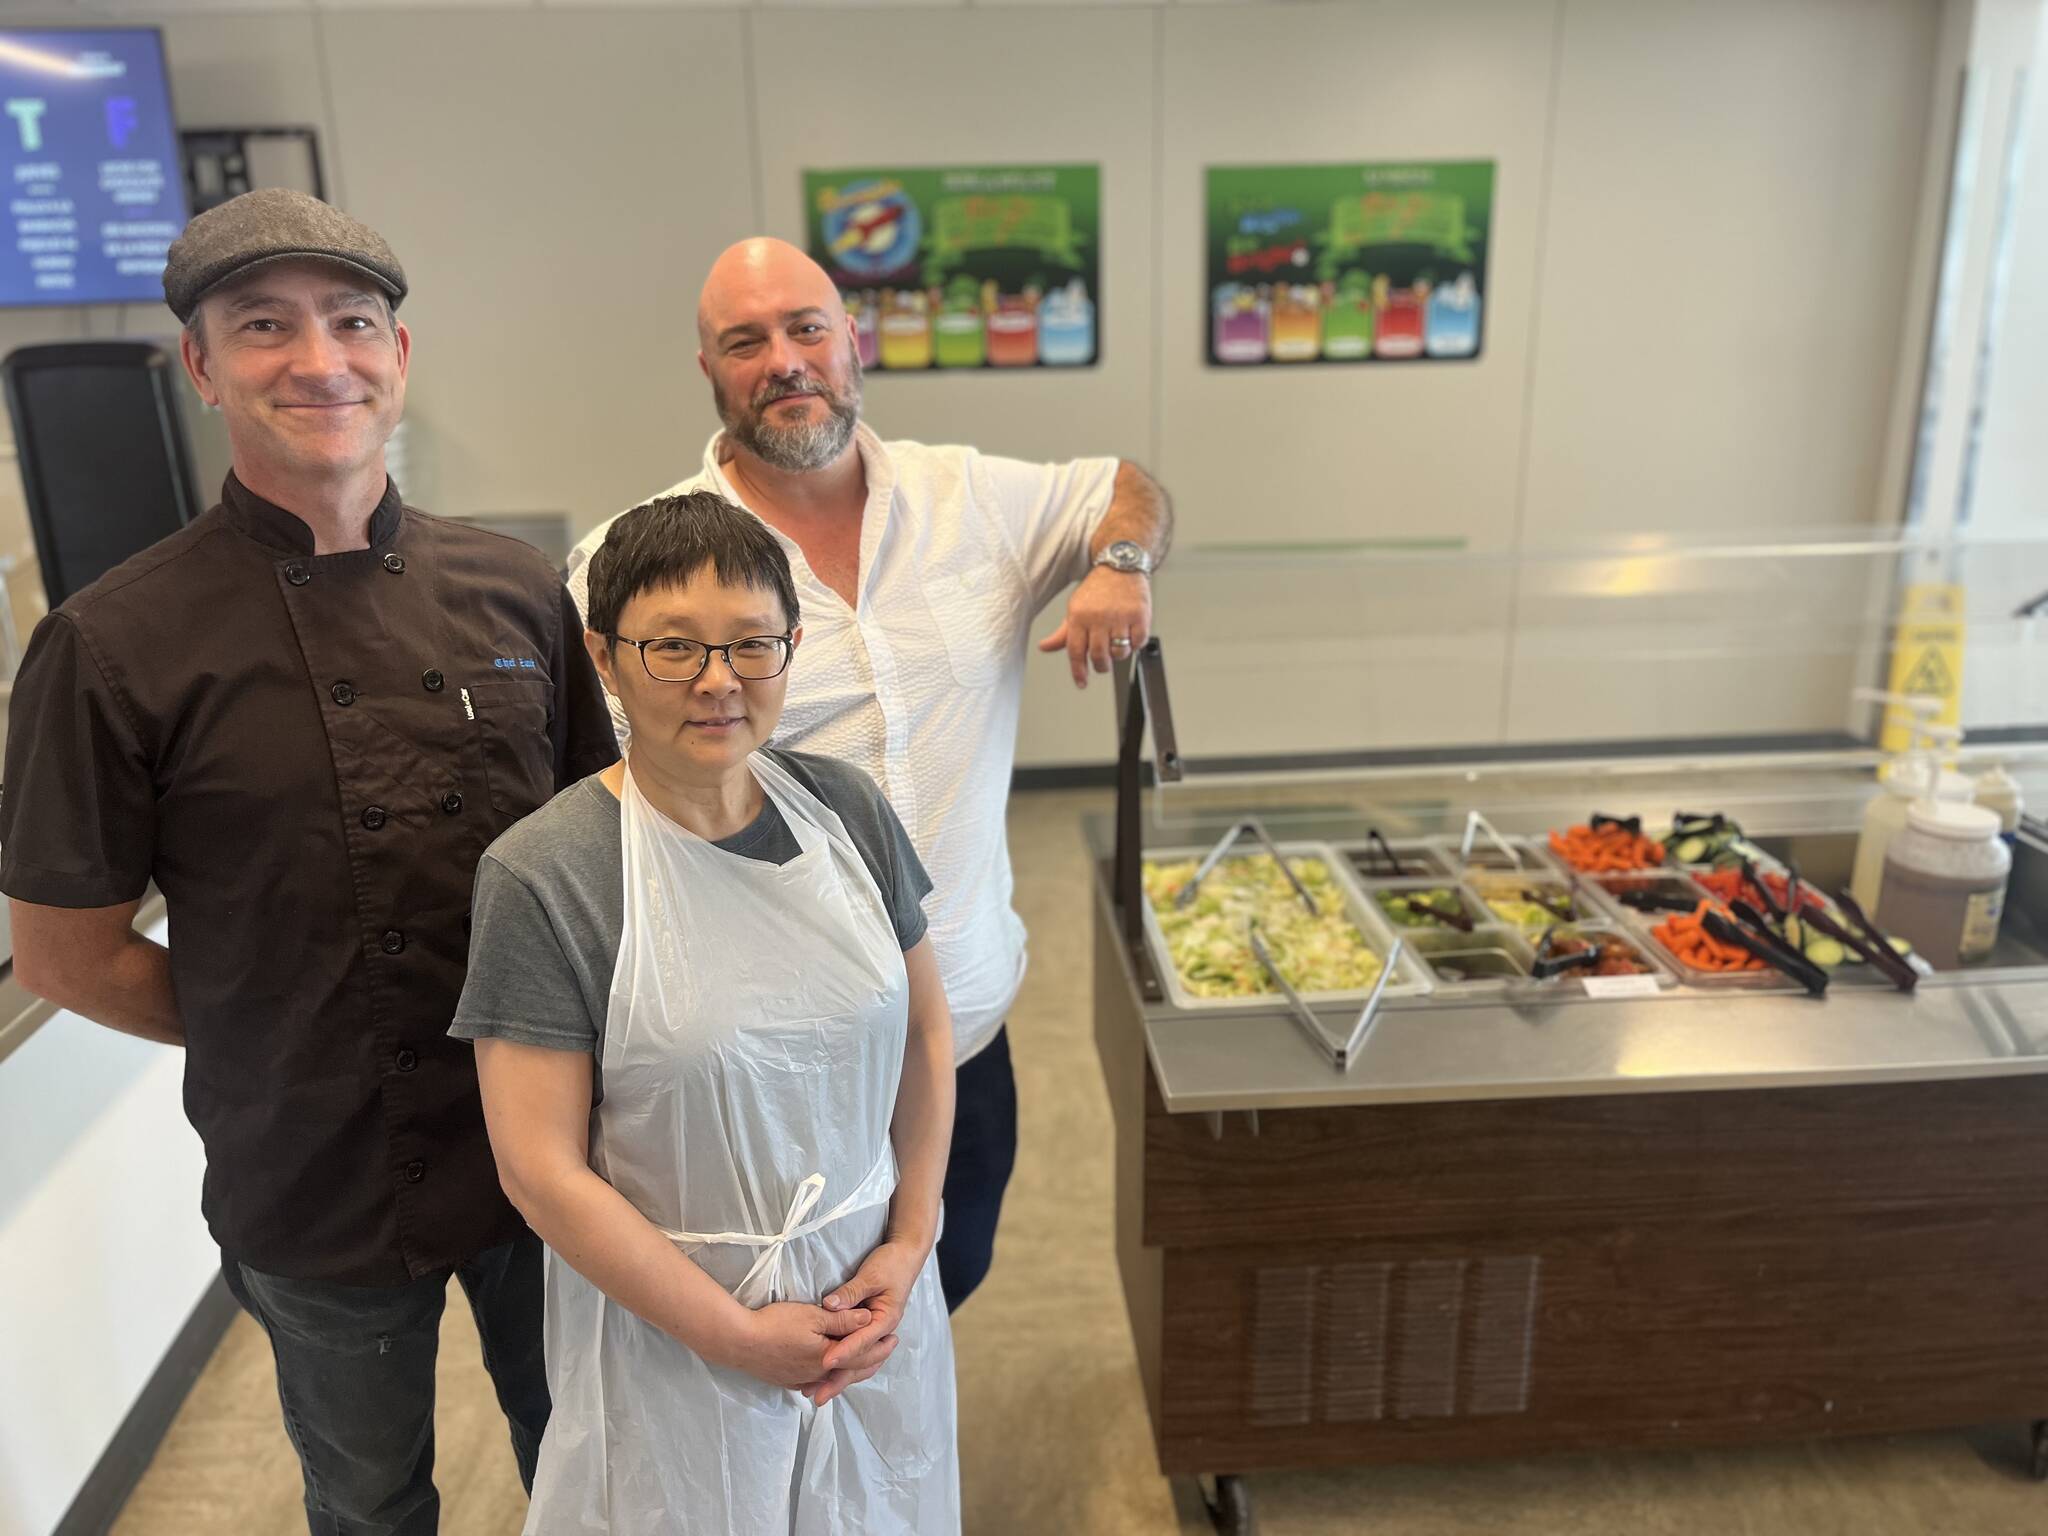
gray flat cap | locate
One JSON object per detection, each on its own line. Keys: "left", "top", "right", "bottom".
{"left": 163, "top": 187, "right": 407, "bottom": 322}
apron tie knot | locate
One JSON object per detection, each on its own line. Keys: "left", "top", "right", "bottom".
{"left": 736, "top": 1173, "right": 827, "bottom": 1303}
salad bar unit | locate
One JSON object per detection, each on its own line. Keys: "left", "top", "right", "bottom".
{"left": 1091, "top": 649, "right": 2048, "bottom": 1535}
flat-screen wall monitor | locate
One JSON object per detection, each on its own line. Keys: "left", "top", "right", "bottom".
{"left": 3, "top": 341, "right": 203, "bottom": 606}
{"left": 0, "top": 28, "right": 187, "bottom": 307}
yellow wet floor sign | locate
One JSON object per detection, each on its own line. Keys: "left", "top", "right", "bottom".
{"left": 1880, "top": 583, "right": 1965, "bottom": 752}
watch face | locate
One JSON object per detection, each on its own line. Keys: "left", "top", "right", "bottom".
{"left": 1104, "top": 540, "right": 1147, "bottom": 571}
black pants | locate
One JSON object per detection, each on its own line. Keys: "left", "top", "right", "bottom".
{"left": 223, "top": 1231, "right": 551, "bottom": 1536}
{"left": 936, "top": 1025, "right": 1019, "bottom": 1312}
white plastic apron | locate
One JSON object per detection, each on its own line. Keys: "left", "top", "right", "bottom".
{"left": 523, "top": 753, "right": 959, "bottom": 1536}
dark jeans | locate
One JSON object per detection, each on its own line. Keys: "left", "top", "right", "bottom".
{"left": 936, "top": 1025, "right": 1019, "bottom": 1312}
{"left": 222, "top": 1231, "right": 550, "bottom": 1536}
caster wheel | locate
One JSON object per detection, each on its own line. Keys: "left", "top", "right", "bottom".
{"left": 1199, "top": 1473, "right": 1256, "bottom": 1536}
{"left": 2030, "top": 1419, "right": 2048, "bottom": 1483}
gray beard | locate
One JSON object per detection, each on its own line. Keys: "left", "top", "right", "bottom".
{"left": 740, "top": 396, "right": 858, "bottom": 472}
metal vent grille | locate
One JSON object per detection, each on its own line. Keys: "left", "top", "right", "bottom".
{"left": 1248, "top": 1256, "right": 1540, "bottom": 1426}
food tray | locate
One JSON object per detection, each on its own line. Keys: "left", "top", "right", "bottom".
{"left": 1360, "top": 878, "right": 1494, "bottom": 934}
{"left": 1139, "top": 841, "right": 1434, "bottom": 1014}
{"left": 1511, "top": 921, "right": 1679, "bottom": 996}
{"left": 1426, "top": 832, "right": 1564, "bottom": 878}
{"left": 1405, "top": 925, "right": 1535, "bottom": 991}
{"left": 1406, "top": 919, "right": 1677, "bottom": 996}
{"left": 1337, "top": 838, "right": 1457, "bottom": 881}
{"left": 1463, "top": 868, "right": 1595, "bottom": 930}
{"left": 1582, "top": 871, "right": 1802, "bottom": 992}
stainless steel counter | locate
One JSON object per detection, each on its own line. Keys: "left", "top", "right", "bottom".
{"left": 1092, "top": 747, "right": 2048, "bottom": 1115}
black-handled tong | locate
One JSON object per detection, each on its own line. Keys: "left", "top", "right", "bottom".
{"left": 1739, "top": 855, "right": 1787, "bottom": 922}
{"left": 1531, "top": 927, "right": 1600, "bottom": 980}
{"left": 1708, "top": 907, "right": 1829, "bottom": 996}
{"left": 1618, "top": 888, "right": 1701, "bottom": 915}
{"left": 1365, "top": 829, "right": 1407, "bottom": 878}
{"left": 1591, "top": 812, "right": 1643, "bottom": 835}
{"left": 1403, "top": 898, "right": 1474, "bottom": 933}
{"left": 1826, "top": 889, "right": 1921, "bottom": 991}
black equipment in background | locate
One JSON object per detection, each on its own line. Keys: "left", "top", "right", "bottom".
{"left": 3, "top": 341, "right": 205, "bottom": 606}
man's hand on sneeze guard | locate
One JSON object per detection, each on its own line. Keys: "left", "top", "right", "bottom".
{"left": 1037, "top": 566, "right": 1153, "bottom": 688}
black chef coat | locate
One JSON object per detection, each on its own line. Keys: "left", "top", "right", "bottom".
{"left": 0, "top": 473, "right": 619, "bottom": 1283}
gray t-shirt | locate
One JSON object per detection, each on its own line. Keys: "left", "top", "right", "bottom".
{"left": 451, "top": 749, "right": 932, "bottom": 1091}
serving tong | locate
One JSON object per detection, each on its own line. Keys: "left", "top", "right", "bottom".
{"left": 1175, "top": 818, "right": 1318, "bottom": 914}
{"left": 1249, "top": 924, "right": 1405, "bottom": 1071}
{"left": 1460, "top": 810, "right": 1523, "bottom": 869}
{"left": 1361, "top": 829, "right": 1409, "bottom": 878}
{"left": 1530, "top": 926, "right": 1601, "bottom": 980}
{"left": 1402, "top": 896, "right": 1474, "bottom": 932}
{"left": 1712, "top": 901, "right": 1829, "bottom": 996}
{"left": 1820, "top": 888, "right": 1921, "bottom": 991}
{"left": 1618, "top": 887, "right": 1701, "bottom": 915}
{"left": 1520, "top": 886, "right": 1579, "bottom": 923}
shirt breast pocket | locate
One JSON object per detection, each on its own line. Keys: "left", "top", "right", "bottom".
{"left": 466, "top": 678, "right": 555, "bottom": 819}
{"left": 921, "top": 566, "right": 1020, "bottom": 690}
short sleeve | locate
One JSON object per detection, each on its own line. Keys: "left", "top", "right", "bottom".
{"left": 564, "top": 532, "right": 635, "bottom": 759}
{"left": 869, "top": 790, "right": 934, "bottom": 953}
{"left": 969, "top": 451, "right": 1120, "bottom": 614}
{"left": 0, "top": 611, "right": 156, "bottom": 907}
{"left": 451, "top": 856, "right": 600, "bottom": 1052}
{"left": 551, "top": 585, "right": 623, "bottom": 786}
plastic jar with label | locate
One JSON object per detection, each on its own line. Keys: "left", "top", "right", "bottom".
{"left": 1876, "top": 800, "right": 2011, "bottom": 969}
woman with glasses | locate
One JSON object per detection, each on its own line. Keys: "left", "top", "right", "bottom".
{"left": 452, "top": 490, "right": 959, "bottom": 1533}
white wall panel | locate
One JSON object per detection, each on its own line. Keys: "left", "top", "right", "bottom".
{"left": 319, "top": 8, "right": 752, "bottom": 528}
{"left": 748, "top": 4, "right": 1158, "bottom": 472}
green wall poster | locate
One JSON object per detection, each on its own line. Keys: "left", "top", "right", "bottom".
{"left": 803, "top": 164, "right": 1100, "bottom": 372}
{"left": 1205, "top": 161, "right": 1494, "bottom": 366}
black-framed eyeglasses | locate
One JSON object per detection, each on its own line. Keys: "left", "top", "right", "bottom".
{"left": 613, "top": 633, "right": 793, "bottom": 684}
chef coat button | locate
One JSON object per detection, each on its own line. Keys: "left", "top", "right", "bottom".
{"left": 395, "top": 1047, "right": 418, "bottom": 1073}
{"left": 441, "top": 791, "right": 463, "bottom": 815}
{"left": 361, "top": 806, "right": 388, "bottom": 831}
{"left": 285, "top": 563, "right": 310, "bottom": 586}
{"left": 422, "top": 668, "right": 444, "bottom": 692}
{"left": 403, "top": 1160, "right": 426, "bottom": 1184}
{"left": 382, "top": 553, "right": 406, "bottom": 574}
{"left": 331, "top": 681, "right": 356, "bottom": 706}
{"left": 381, "top": 929, "right": 406, "bottom": 955}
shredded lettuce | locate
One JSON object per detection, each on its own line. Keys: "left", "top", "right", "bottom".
{"left": 1143, "top": 855, "right": 1386, "bottom": 998}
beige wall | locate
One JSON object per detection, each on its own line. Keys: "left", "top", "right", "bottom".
{"left": 0, "top": 1, "right": 1959, "bottom": 763}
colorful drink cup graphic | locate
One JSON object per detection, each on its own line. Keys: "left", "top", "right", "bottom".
{"left": 1424, "top": 272, "right": 1481, "bottom": 358}
{"left": 848, "top": 290, "right": 880, "bottom": 370}
{"left": 1211, "top": 283, "right": 1269, "bottom": 364}
{"left": 1037, "top": 278, "right": 1096, "bottom": 366}
{"left": 1374, "top": 286, "right": 1424, "bottom": 359}
{"left": 1320, "top": 272, "right": 1375, "bottom": 360}
{"left": 933, "top": 274, "right": 987, "bottom": 368}
{"left": 986, "top": 292, "right": 1040, "bottom": 367}
{"left": 878, "top": 287, "right": 933, "bottom": 370}
{"left": 1269, "top": 283, "right": 1324, "bottom": 362}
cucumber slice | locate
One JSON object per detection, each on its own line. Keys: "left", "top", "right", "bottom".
{"left": 1805, "top": 937, "right": 1846, "bottom": 969}
{"left": 1674, "top": 837, "right": 1708, "bottom": 864}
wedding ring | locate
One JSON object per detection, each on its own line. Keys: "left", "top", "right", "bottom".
{"left": 1110, "top": 634, "right": 1133, "bottom": 650}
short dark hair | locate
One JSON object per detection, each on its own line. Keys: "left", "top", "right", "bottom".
{"left": 584, "top": 490, "right": 800, "bottom": 640}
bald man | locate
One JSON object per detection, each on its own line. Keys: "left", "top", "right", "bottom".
{"left": 564, "top": 239, "right": 1172, "bottom": 1312}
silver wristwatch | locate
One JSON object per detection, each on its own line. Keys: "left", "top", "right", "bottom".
{"left": 1092, "top": 539, "right": 1155, "bottom": 576}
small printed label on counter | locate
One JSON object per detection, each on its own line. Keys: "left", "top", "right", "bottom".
{"left": 1582, "top": 974, "right": 1662, "bottom": 999}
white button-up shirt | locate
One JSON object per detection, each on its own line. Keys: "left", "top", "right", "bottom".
{"left": 565, "top": 425, "right": 1117, "bottom": 1063}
